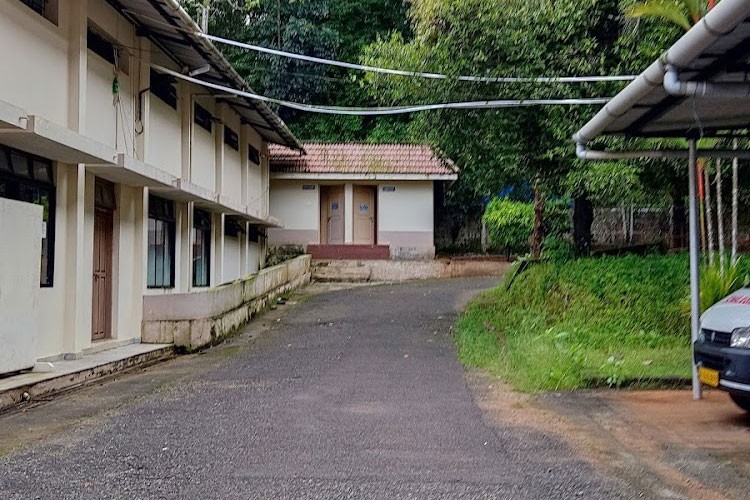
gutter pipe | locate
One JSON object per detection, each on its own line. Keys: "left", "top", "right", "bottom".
{"left": 663, "top": 65, "right": 750, "bottom": 98}
{"left": 575, "top": 143, "right": 750, "bottom": 160}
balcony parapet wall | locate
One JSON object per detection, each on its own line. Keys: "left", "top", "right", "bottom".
{"left": 142, "top": 255, "right": 311, "bottom": 351}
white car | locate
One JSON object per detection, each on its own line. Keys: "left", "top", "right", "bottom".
{"left": 695, "top": 289, "right": 750, "bottom": 411}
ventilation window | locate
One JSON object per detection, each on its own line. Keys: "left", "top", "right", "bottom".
{"left": 87, "top": 25, "right": 129, "bottom": 74}
{"left": 150, "top": 69, "right": 177, "bottom": 109}
{"left": 18, "top": 0, "right": 58, "bottom": 24}
{"left": 248, "top": 145, "right": 260, "bottom": 165}
{"left": 194, "top": 103, "right": 213, "bottom": 133}
{"left": 224, "top": 127, "right": 239, "bottom": 151}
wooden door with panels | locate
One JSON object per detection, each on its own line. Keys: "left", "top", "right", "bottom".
{"left": 320, "top": 185, "right": 345, "bottom": 244}
{"left": 353, "top": 185, "right": 376, "bottom": 245}
{"left": 92, "top": 179, "right": 115, "bottom": 341}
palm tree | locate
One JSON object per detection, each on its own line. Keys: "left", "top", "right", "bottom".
{"left": 626, "top": 0, "right": 707, "bottom": 32}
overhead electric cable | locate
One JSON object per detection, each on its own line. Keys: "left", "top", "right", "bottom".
{"left": 123, "top": 9, "right": 636, "bottom": 85}
{"left": 152, "top": 64, "right": 611, "bottom": 116}
{"left": 199, "top": 33, "right": 638, "bottom": 84}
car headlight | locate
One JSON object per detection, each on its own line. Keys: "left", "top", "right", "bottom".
{"left": 731, "top": 327, "right": 750, "bottom": 348}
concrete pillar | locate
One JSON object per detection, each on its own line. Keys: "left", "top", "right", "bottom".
{"left": 215, "top": 103, "right": 225, "bottom": 196}
{"left": 179, "top": 83, "right": 192, "bottom": 181}
{"left": 135, "top": 37, "right": 151, "bottom": 162}
{"left": 67, "top": 0, "right": 87, "bottom": 134}
{"left": 344, "top": 183, "right": 353, "bottom": 243}
{"left": 178, "top": 202, "right": 192, "bottom": 292}
{"left": 260, "top": 143, "right": 269, "bottom": 218}
{"left": 133, "top": 187, "right": 146, "bottom": 334}
{"left": 60, "top": 165, "right": 93, "bottom": 357}
{"left": 212, "top": 212, "right": 223, "bottom": 285}
{"left": 239, "top": 221, "right": 249, "bottom": 277}
{"left": 240, "top": 124, "right": 250, "bottom": 208}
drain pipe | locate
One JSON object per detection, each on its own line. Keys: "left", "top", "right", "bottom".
{"left": 664, "top": 65, "right": 750, "bottom": 97}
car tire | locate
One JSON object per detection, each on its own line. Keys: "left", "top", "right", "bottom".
{"left": 730, "top": 393, "right": 750, "bottom": 411}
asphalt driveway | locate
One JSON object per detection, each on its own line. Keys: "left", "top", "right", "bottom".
{"left": 0, "top": 278, "right": 629, "bottom": 499}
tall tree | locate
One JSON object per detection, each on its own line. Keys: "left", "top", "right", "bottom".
{"left": 363, "top": 0, "right": 673, "bottom": 257}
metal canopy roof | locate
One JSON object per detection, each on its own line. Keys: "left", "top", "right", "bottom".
{"left": 106, "top": 0, "right": 303, "bottom": 151}
{"left": 574, "top": 0, "right": 750, "bottom": 144}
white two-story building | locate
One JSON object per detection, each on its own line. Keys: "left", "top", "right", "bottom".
{"left": 0, "top": 0, "right": 303, "bottom": 374}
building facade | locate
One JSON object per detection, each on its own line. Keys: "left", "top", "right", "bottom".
{"left": 268, "top": 144, "right": 458, "bottom": 260}
{"left": 0, "top": 0, "right": 301, "bottom": 373}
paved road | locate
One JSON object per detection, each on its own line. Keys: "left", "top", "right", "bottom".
{"left": 0, "top": 279, "right": 627, "bottom": 499}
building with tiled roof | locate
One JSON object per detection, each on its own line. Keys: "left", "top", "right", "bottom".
{"left": 268, "top": 144, "right": 458, "bottom": 260}
{"left": 269, "top": 143, "right": 458, "bottom": 178}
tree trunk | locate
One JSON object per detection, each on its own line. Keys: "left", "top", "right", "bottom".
{"left": 705, "top": 162, "right": 715, "bottom": 266}
{"left": 532, "top": 179, "right": 544, "bottom": 260}
{"left": 716, "top": 159, "right": 725, "bottom": 275}
{"left": 733, "top": 139, "right": 739, "bottom": 265}
{"left": 671, "top": 186, "right": 687, "bottom": 249}
{"left": 573, "top": 197, "right": 593, "bottom": 257}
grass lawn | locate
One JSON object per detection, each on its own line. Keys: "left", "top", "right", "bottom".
{"left": 455, "top": 253, "right": 702, "bottom": 391}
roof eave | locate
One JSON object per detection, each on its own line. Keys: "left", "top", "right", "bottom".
{"left": 140, "top": 0, "right": 303, "bottom": 151}
{"left": 573, "top": 0, "right": 750, "bottom": 145}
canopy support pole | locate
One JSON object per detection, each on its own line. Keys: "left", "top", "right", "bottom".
{"left": 689, "top": 139, "right": 702, "bottom": 400}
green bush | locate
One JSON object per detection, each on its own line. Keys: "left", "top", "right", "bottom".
{"left": 455, "top": 253, "right": 696, "bottom": 391}
{"left": 542, "top": 234, "right": 575, "bottom": 262}
{"left": 697, "top": 259, "right": 745, "bottom": 313}
{"left": 544, "top": 198, "right": 571, "bottom": 238}
{"left": 483, "top": 198, "right": 534, "bottom": 255}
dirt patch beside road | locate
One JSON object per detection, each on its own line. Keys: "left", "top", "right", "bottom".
{"left": 468, "top": 370, "right": 750, "bottom": 500}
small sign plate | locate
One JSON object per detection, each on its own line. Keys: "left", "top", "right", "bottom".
{"left": 382, "top": 186, "right": 396, "bottom": 192}
{"left": 302, "top": 184, "right": 316, "bottom": 190}
{"left": 698, "top": 366, "right": 719, "bottom": 387}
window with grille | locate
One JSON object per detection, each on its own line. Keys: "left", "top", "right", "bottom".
{"left": 0, "top": 145, "right": 55, "bottom": 287}
{"left": 147, "top": 195, "right": 175, "bottom": 288}
{"left": 192, "top": 208, "right": 211, "bottom": 287}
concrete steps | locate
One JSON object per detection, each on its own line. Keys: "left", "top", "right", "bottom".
{"left": 312, "top": 258, "right": 511, "bottom": 283}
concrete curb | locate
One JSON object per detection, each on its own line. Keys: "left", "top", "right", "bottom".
{"left": 0, "top": 345, "right": 175, "bottom": 413}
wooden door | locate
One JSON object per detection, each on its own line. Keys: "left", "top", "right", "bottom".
{"left": 353, "top": 185, "right": 375, "bottom": 244}
{"left": 324, "top": 186, "right": 345, "bottom": 244}
{"left": 92, "top": 199, "right": 114, "bottom": 341}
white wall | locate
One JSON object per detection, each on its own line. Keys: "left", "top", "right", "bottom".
{"left": 86, "top": 54, "right": 134, "bottom": 151}
{"left": 248, "top": 241, "right": 261, "bottom": 274}
{"left": 378, "top": 182, "right": 434, "bottom": 232}
{"left": 269, "top": 180, "right": 319, "bottom": 230}
{"left": 223, "top": 137, "right": 242, "bottom": 204}
{"left": 112, "top": 184, "right": 145, "bottom": 341}
{"left": 0, "top": 2, "right": 70, "bottom": 126}
{"left": 0, "top": 198, "right": 42, "bottom": 374}
{"left": 223, "top": 235, "right": 242, "bottom": 283}
{"left": 147, "top": 97, "right": 182, "bottom": 177}
{"left": 247, "top": 128, "right": 264, "bottom": 215}
{"left": 191, "top": 96, "right": 216, "bottom": 192}
{"left": 377, "top": 181, "right": 435, "bottom": 259}
{"left": 86, "top": 0, "right": 136, "bottom": 153}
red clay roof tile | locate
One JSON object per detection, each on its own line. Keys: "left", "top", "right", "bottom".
{"left": 269, "top": 143, "right": 457, "bottom": 176}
